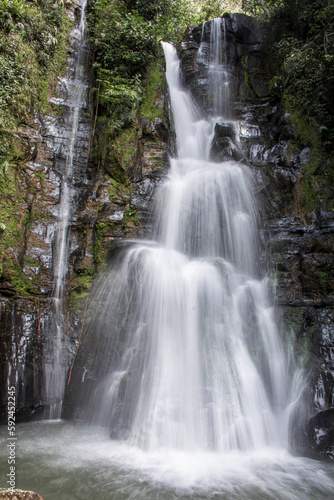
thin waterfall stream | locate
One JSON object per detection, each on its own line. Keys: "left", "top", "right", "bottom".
{"left": 45, "top": 0, "right": 88, "bottom": 419}
{"left": 1, "top": 17, "right": 333, "bottom": 500}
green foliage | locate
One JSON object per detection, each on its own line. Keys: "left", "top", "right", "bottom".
{"left": 124, "top": 204, "right": 139, "bottom": 226}
{"left": 91, "top": 7, "right": 156, "bottom": 78}
{"left": 89, "top": 0, "right": 158, "bottom": 130}
{"left": 244, "top": 0, "right": 334, "bottom": 154}
{"left": 0, "top": 0, "right": 73, "bottom": 141}
{"left": 140, "top": 65, "right": 164, "bottom": 120}
{"left": 275, "top": 35, "right": 334, "bottom": 144}
{"left": 241, "top": 0, "right": 284, "bottom": 17}
{"left": 199, "top": 0, "right": 241, "bottom": 21}
{"left": 0, "top": 33, "right": 38, "bottom": 127}
{"left": 0, "top": 0, "right": 61, "bottom": 66}
{"left": 268, "top": 1, "right": 334, "bottom": 210}
{"left": 96, "top": 74, "right": 143, "bottom": 130}
{"left": 123, "top": 0, "right": 170, "bottom": 21}
{"left": 242, "top": 0, "right": 334, "bottom": 210}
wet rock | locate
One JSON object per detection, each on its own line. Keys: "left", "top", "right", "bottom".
{"left": 267, "top": 215, "right": 334, "bottom": 307}
{"left": 0, "top": 298, "right": 62, "bottom": 423}
{"left": 0, "top": 490, "right": 44, "bottom": 500}
{"left": 214, "top": 122, "right": 236, "bottom": 140}
{"left": 179, "top": 14, "right": 273, "bottom": 116}
{"left": 155, "top": 121, "right": 169, "bottom": 143}
{"left": 210, "top": 122, "right": 242, "bottom": 161}
{"left": 308, "top": 409, "right": 334, "bottom": 460}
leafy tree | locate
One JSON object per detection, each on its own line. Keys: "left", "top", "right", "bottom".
{"left": 199, "top": 0, "right": 242, "bottom": 21}
{"left": 123, "top": 0, "right": 170, "bottom": 20}
{"left": 241, "top": 0, "right": 285, "bottom": 17}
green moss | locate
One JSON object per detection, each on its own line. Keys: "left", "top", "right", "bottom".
{"left": 21, "top": 208, "right": 31, "bottom": 227}
{"left": 2, "top": 257, "right": 36, "bottom": 296}
{"left": 108, "top": 178, "right": 130, "bottom": 200}
{"left": 39, "top": 14, "right": 74, "bottom": 113}
{"left": 140, "top": 64, "right": 164, "bottom": 120}
{"left": 35, "top": 171, "right": 44, "bottom": 189}
{"left": 69, "top": 271, "right": 94, "bottom": 310}
{"left": 0, "top": 162, "right": 45, "bottom": 295}
{"left": 0, "top": 196, "right": 22, "bottom": 255}
{"left": 114, "top": 127, "right": 138, "bottom": 165}
{"left": 0, "top": 162, "right": 16, "bottom": 197}
{"left": 316, "top": 269, "right": 334, "bottom": 296}
{"left": 124, "top": 204, "right": 139, "bottom": 227}
{"left": 99, "top": 120, "right": 143, "bottom": 183}
{"left": 93, "top": 222, "right": 108, "bottom": 266}
{"left": 284, "top": 110, "right": 334, "bottom": 212}
{"left": 24, "top": 257, "right": 40, "bottom": 267}
{"left": 96, "top": 121, "right": 128, "bottom": 183}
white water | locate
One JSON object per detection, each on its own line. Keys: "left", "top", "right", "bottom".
{"left": 46, "top": 0, "right": 88, "bottom": 419}
{"left": 86, "top": 38, "right": 299, "bottom": 455}
{"left": 1, "top": 421, "right": 333, "bottom": 499}
{"left": 209, "top": 17, "right": 231, "bottom": 117}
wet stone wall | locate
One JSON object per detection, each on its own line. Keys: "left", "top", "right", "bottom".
{"left": 0, "top": 3, "right": 169, "bottom": 422}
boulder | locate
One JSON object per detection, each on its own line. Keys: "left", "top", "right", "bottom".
{"left": 0, "top": 490, "right": 44, "bottom": 500}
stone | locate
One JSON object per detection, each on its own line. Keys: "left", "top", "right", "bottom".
{"left": 0, "top": 490, "right": 44, "bottom": 500}
{"left": 308, "top": 409, "right": 334, "bottom": 460}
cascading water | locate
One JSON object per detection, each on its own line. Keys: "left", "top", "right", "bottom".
{"left": 2, "top": 17, "right": 334, "bottom": 500}
{"left": 45, "top": 0, "right": 88, "bottom": 419}
{"left": 79, "top": 28, "right": 295, "bottom": 454}
{"left": 209, "top": 18, "right": 231, "bottom": 117}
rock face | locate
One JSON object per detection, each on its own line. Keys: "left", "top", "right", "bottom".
{"left": 0, "top": 6, "right": 169, "bottom": 421}
{"left": 179, "top": 14, "right": 272, "bottom": 116}
{"left": 177, "top": 14, "right": 333, "bottom": 459}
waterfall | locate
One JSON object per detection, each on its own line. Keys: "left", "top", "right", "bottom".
{"left": 3, "top": 16, "right": 334, "bottom": 500}
{"left": 209, "top": 17, "right": 231, "bottom": 117}
{"left": 72, "top": 18, "right": 301, "bottom": 455}
{"left": 45, "top": 0, "right": 88, "bottom": 419}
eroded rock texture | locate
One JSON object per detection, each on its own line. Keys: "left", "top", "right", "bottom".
{"left": 0, "top": 7, "right": 169, "bottom": 421}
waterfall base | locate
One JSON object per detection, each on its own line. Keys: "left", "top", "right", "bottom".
{"left": 1, "top": 422, "right": 333, "bottom": 500}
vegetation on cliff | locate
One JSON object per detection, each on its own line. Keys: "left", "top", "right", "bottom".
{"left": 0, "top": 0, "right": 74, "bottom": 294}
{"left": 87, "top": 0, "right": 334, "bottom": 212}
{"left": 243, "top": 0, "right": 334, "bottom": 210}
{"left": 87, "top": 0, "right": 243, "bottom": 131}
{"left": 1, "top": 0, "right": 333, "bottom": 296}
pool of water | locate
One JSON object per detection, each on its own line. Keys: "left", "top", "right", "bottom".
{"left": 1, "top": 421, "right": 333, "bottom": 499}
